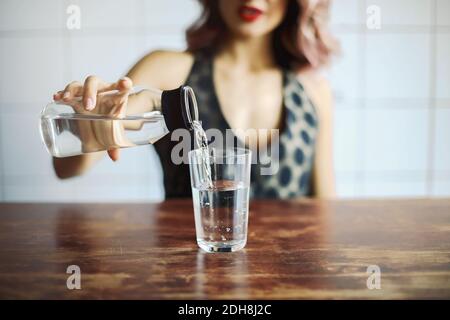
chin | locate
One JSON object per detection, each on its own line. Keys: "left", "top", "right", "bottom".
{"left": 231, "top": 24, "right": 273, "bottom": 38}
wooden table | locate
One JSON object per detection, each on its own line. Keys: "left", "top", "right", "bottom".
{"left": 0, "top": 199, "right": 449, "bottom": 299}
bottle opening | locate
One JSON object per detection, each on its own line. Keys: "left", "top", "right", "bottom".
{"left": 161, "top": 85, "right": 200, "bottom": 131}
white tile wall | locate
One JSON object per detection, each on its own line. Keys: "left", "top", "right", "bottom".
{"left": 335, "top": 172, "right": 360, "bottom": 198}
{"left": 68, "top": 0, "right": 138, "bottom": 29}
{"left": 328, "top": 34, "right": 364, "bottom": 102}
{"left": 0, "top": 37, "right": 64, "bottom": 105}
{"left": 67, "top": 35, "right": 142, "bottom": 82}
{"left": 433, "top": 108, "right": 450, "bottom": 173}
{"left": 141, "top": 0, "right": 201, "bottom": 31}
{"left": 365, "top": 34, "right": 431, "bottom": 101}
{"left": 333, "top": 107, "right": 362, "bottom": 173}
{"left": 0, "top": 0, "right": 64, "bottom": 31}
{"left": 436, "top": 0, "right": 450, "bottom": 26}
{"left": 366, "top": 0, "right": 432, "bottom": 26}
{"left": 1, "top": 113, "right": 55, "bottom": 176}
{"left": 436, "top": 34, "right": 450, "bottom": 99}
{"left": 363, "top": 108, "right": 429, "bottom": 173}
{"left": 362, "top": 172, "right": 427, "bottom": 197}
{"left": 2, "top": 174, "right": 76, "bottom": 202}
{"left": 138, "top": 34, "right": 188, "bottom": 52}
{"left": 432, "top": 179, "right": 450, "bottom": 197}
{"left": 0, "top": 0, "right": 449, "bottom": 201}
{"left": 0, "top": 148, "right": 3, "bottom": 200}
{"left": 329, "top": 0, "right": 363, "bottom": 26}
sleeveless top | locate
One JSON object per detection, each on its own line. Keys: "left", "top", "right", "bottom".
{"left": 153, "top": 51, "right": 319, "bottom": 199}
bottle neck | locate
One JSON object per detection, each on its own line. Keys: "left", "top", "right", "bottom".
{"left": 161, "top": 86, "right": 199, "bottom": 131}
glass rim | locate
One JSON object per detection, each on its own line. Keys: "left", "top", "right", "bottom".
{"left": 188, "top": 147, "right": 251, "bottom": 159}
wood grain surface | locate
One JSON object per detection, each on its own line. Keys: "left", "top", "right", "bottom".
{"left": 0, "top": 199, "right": 449, "bottom": 299}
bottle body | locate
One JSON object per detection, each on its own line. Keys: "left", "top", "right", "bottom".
{"left": 40, "top": 107, "right": 169, "bottom": 158}
{"left": 40, "top": 87, "right": 169, "bottom": 158}
{"left": 40, "top": 85, "right": 197, "bottom": 158}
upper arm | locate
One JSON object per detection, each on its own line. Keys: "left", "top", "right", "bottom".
{"left": 299, "top": 71, "right": 336, "bottom": 198}
{"left": 126, "top": 50, "right": 195, "bottom": 90}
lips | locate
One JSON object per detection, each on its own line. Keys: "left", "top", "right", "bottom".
{"left": 238, "top": 5, "right": 264, "bottom": 22}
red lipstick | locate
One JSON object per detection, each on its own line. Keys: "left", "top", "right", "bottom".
{"left": 238, "top": 5, "right": 263, "bottom": 22}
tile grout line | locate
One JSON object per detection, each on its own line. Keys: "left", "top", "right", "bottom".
{"left": 425, "top": 0, "right": 438, "bottom": 196}
{"left": 0, "top": 109, "right": 3, "bottom": 200}
{"left": 62, "top": 0, "right": 76, "bottom": 198}
{"left": 1, "top": 24, "right": 450, "bottom": 38}
{"left": 355, "top": 1, "right": 368, "bottom": 196}
{"left": 134, "top": 0, "right": 145, "bottom": 197}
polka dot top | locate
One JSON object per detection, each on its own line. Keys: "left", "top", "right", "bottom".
{"left": 153, "top": 50, "right": 319, "bottom": 199}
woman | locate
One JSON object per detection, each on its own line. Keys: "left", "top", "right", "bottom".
{"left": 53, "top": 0, "right": 336, "bottom": 199}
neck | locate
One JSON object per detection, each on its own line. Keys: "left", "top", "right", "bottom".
{"left": 217, "top": 33, "right": 277, "bottom": 71}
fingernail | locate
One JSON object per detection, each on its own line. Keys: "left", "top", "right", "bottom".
{"left": 119, "top": 77, "right": 131, "bottom": 88}
{"left": 86, "top": 98, "right": 94, "bottom": 110}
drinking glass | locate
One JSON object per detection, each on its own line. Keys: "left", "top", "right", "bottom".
{"left": 189, "top": 147, "right": 252, "bottom": 253}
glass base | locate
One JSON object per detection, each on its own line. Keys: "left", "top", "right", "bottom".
{"left": 197, "top": 239, "right": 246, "bottom": 253}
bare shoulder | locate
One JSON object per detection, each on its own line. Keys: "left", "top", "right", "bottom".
{"left": 297, "top": 69, "right": 333, "bottom": 119}
{"left": 127, "top": 50, "right": 195, "bottom": 90}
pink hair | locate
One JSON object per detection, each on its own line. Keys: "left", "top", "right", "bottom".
{"left": 186, "top": 0, "right": 338, "bottom": 70}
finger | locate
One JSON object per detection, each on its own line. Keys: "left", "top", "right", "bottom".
{"left": 108, "top": 77, "right": 133, "bottom": 117}
{"left": 62, "top": 81, "right": 83, "bottom": 101}
{"left": 116, "top": 76, "right": 133, "bottom": 92}
{"left": 107, "top": 149, "right": 120, "bottom": 161}
{"left": 95, "top": 77, "right": 130, "bottom": 93}
{"left": 113, "top": 89, "right": 131, "bottom": 117}
{"left": 53, "top": 90, "right": 64, "bottom": 101}
{"left": 82, "top": 76, "right": 100, "bottom": 111}
{"left": 88, "top": 76, "right": 129, "bottom": 94}
{"left": 83, "top": 76, "right": 127, "bottom": 111}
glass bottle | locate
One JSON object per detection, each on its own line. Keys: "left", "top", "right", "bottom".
{"left": 40, "top": 86, "right": 198, "bottom": 158}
